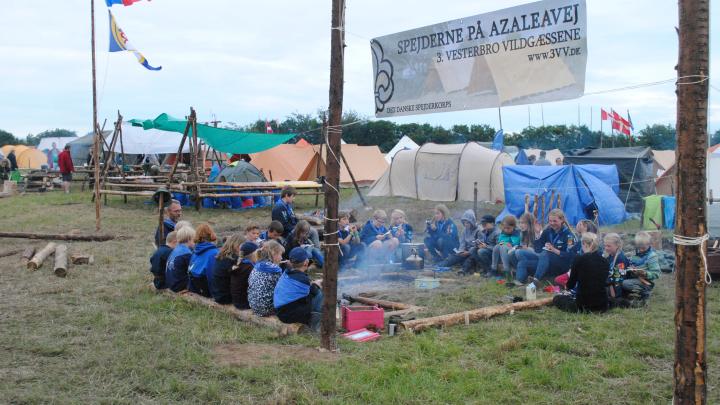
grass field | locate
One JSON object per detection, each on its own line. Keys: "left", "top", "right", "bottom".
{"left": 0, "top": 188, "right": 718, "bottom": 404}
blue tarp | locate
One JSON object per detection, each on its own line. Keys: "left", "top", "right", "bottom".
{"left": 498, "top": 164, "right": 629, "bottom": 226}
{"left": 662, "top": 196, "right": 676, "bottom": 229}
{"left": 515, "top": 149, "right": 530, "bottom": 165}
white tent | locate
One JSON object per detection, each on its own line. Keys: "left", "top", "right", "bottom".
{"left": 524, "top": 148, "right": 564, "bottom": 165}
{"left": 106, "top": 124, "right": 190, "bottom": 155}
{"left": 369, "top": 142, "right": 514, "bottom": 202}
{"left": 385, "top": 135, "right": 419, "bottom": 163}
{"left": 37, "top": 137, "right": 77, "bottom": 152}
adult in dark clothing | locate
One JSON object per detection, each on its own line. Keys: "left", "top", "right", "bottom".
{"left": 155, "top": 199, "right": 183, "bottom": 246}
{"left": 7, "top": 150, "right": 18, "bottom": 171}
{"left": 273, "top": 247, "right": 323, "bottom": 331}
{"left": 213, "top": 235, "right": 258, "bottom": 309}
{"left": 149, "top": 231, "right": 177, "bottom": 289}
{"left": 553, "top": 232, "right": 610, "bottom": 313}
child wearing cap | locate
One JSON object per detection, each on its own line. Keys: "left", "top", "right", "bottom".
{"left": 273, "top": 247, "right": 324, "bottom": 331}
{"left": 248, "top": 241, "right": 285, "bottom": 316}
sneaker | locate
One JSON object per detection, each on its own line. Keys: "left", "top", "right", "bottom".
{"left": 513, "top": 279, "right": 525, "bottom": 286}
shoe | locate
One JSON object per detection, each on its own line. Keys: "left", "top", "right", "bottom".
{"left": 512, "top": 279, "right": 525, "bottom": 286}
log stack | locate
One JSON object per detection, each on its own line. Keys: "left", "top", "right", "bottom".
{"left": 27, "top": 242, "right": 57, "bottom": 270}
{"left": 53, "top": 244, "right": 68, "bottom": 277}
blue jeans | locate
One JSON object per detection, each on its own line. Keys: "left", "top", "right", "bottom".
{"left": 304, "top": 246, "right": 324, "bottom": 267}
{"left": 311, "top": 290, "right": 324, "bottom": 313}
{"left": 472, "top": 247, "right": 493, "bottom": 273}
{"left": 622, "top": 278, "right": 653, "bottom": 299}
{"left": 491, "top": 244, "right": 513, "bottom": 275}
{"left": 340, "top": 243, "right": 364, "bottom": 267}
{"left": 424, "top": 235, "right": 458, "bottom": 261}
{"left": 512, "top": 249, "right": 539, "bottom": 282}
{"left": 535, "top": 251, "right": 573, "bottom": 280}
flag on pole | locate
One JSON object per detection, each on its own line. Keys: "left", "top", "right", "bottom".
{"left": 627, "top": 110, "right": 634, "bottom": 131}
{"left": 491, "top": 129, "right": 504, "bottom": 151}
{"left": 108, "top": 11, "right": 161, "bottom": 71}
{"left": 611, "top": 110, "right": 631, "bottom": 137}
{"left": 106, "top": 0, "right": 149, "bottom": 6}
{"left": 265, "top": 120, "right": 273, "bottom": 134}
{"left": 600, "top": 108, "right": 609, "bottom": 121}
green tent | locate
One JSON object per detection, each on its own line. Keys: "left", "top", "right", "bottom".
{"left": 129, "top": 113, "right": 295, "bottom": 154}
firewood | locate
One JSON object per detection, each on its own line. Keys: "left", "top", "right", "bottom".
{"left": 399, "top": 297, "right": 554, "bottom": 333}
{"left": 21, "top": 247, "right": 36, "bottom": 264}
{"left": 0, "top": 248, "right": 23, "bottom": 258}
{"left": 53, "top": 245, "right": 68, "bottom": 277}
{"left": 343, "top": 294, "right": 413, "bottom": 310}
{"left": 28, "top": 242, "right": 57, "bottom": 270}
{"left": 70, "top": 254, "right": 94, "bottom": 265}
{"left": 0, "top": 231, "right": 123, "bottom": 242}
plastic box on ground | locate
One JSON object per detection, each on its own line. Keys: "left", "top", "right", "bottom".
{"left": 342, "top": 305, "right": 384, "bottom": 331}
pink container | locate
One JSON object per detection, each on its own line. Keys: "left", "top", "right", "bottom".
{"left": 342, "top": 305, "right": 385, "bottom": 331}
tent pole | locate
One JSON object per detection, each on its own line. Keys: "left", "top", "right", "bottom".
{"left": 117, "top": 112, "right": 127, "bottom": 203}
{"left": 90, "top": 0, "right": 101, "bottom": 231}
{"left": 340, "top": 150, "right": 367, "bottom": 208}
{"left": 90, "top": 119, "right": 107, "bottom": 204}
{"left": 167, "top": 119, "right": 191, "bottom": 185}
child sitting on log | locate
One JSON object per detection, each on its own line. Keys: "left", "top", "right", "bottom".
{"left": 188, "top": 223, "right": 220, "bottom": 298}
{"left": 248, "top": 240, "right": 285, "bottom": 316}
{"left": 471, "top": 215, "right": 498, "bottom": 276}
{"left": 259, "top": 220, "right": 286, "bottom": 247}
{"left": 360, "top": 209, "right": 399, "bottom": 263}
{"left": 338, "top": 211, "right": 364, "bottom": 268}
{"left": 150, "top": 231, "right": 177, "bottom": 289}
{"left": 439, "top": 209, "right": 477, "bottom": 272}
{"left": 165, "top": 226, "right": 196, "bottom": 293}
{"left": 273, "top": 247, "right": 324, "bottom": 332}
{"left": 212, "top": 233, "right": 258, "bottom": 309}
{"left": 286, "top": 220, "right": 324, "bottom": 268}
{"left": 491, "top": 215, "right": 521, "bottom": 279}
{"left": 423, "top": 204, "right": 459, "bottom": 262}
{"left": 389, "top": 209, "right": 413, "bottom": 243}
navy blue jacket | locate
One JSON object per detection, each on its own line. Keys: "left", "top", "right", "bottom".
{"left": 154, "top": 218, "right": 176, "bottom": 246}
{"left": 165, "top": 244, "right": 193, "bottom": 293}
{"left": 390, "top": 223, "right": 414, "bottom": 243}
{"left": 359, "top": 220, "right": 388, "bottom": 245}
{"left": 271, "top": 200, "right": 297, "bottom": 237}
{"left": 533, "top": 225, "right": 577, "bottom": 259}
{"left": 149, "top": 244, "right": 172, "bottom": 289}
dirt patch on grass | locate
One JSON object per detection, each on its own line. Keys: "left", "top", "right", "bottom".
{"left": 213, "top": 343, "right": 338, "bottom": 367}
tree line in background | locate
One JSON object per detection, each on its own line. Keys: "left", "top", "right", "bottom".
{"left": 3, "top": 113, "right": 720, "bottom": 153}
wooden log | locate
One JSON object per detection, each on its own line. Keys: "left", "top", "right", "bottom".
{"left": 0, "top": 248, "right": 23, "bottom": 258}
{"left": 0, "top": 231, "right": 122, "bottom": 242}
{"left": 28, "top": 242, "right": 57, "bottom": 270}
{"left": 22, "top": 247, "right": 36, "bottom": 263}
{"left": 99, "top": 190, "right": 155, "bottom": 197}
{"left": 399, "top": 297, "right": 554, "bottom": 333}
{"left": 70, "top": 253, "right": 94, "bottom": 265}
{"left": 53, "top": 244, "right": 68, "bottom": 277}
{"left": 343, "top": 294, "right": 413, "bottom": 310}
{"left": 167, "top": 290, "right": 303, "bottom": 336}
{"left": 384, "top": 307, "right": 424, "bottom": 319}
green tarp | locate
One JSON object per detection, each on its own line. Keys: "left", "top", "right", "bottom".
{"left": 129, "top": 113, "right": 295, "bottom": 154}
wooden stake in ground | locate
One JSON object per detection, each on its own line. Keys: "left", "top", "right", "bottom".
{"left": 54, "top": 244, "right": 68, "bottom": 277}
{"left": 674, "top": 0, "right": 709, "bottom": 402}
{"left": 28, "top": 242, "right": 57, "bottom": 270}
{"left": 400, "top": 297, "right": 553, "bottom": 333}
{"left": 90, "top": 0, "right": 101, "bottom": 231}
{"left": 320, "top": 0, "right": 345, "bottom": 352}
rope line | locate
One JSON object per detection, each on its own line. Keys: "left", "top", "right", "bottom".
{"left": 673, "top": 233, "right": 711, "bottom": 285}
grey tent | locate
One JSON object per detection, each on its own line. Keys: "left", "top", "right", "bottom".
{"left": 67, "top": 131, "right": 112, "bottom": 166}
{"left": 563, "top": 147, "right": 655, "bottom": 213}
{"left": 217, "top": 160, "right": 267, "bottom": 183}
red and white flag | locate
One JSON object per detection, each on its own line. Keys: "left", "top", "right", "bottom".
{"left": 601, "top": 108, "right": 610, "bottom": 121}
{"left": 611, "top": 110, "right": 632, "bottom": 136}
{"left": 265, "top": 120, "right": 273, "bottom": 134}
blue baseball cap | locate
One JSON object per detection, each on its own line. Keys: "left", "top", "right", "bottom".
{"left": 289, "top": 247, "right": 309, "bottom": 263}
{"left": 240, "top": 242, "right": 258, "bottom": 256}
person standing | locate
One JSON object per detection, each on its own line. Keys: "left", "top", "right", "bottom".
{"left": 57, "top": 145, "right": 74, "bottom": 194}
{"left": 534, "top": 150, "right": 552, "bottom": 166}
{"left": 7, "top": 150, "right": 18, "bottom": 171}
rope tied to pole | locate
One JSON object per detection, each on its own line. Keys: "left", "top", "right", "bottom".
{"left": 673, "top": 233, "right": 711, "bottom": 284}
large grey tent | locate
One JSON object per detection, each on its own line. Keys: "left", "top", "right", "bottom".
{"left": 563, "top": 147, "right": 655, "bottom": 213}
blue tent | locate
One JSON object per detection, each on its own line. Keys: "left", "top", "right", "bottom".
{"left": 498, "top": 164, "right": 629, "bottom": 226}
{"left": 515, "top": 149, "right": 530, "bottom": 165}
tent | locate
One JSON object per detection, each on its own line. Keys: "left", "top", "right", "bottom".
{"left": 11, "top": 145, "right": 29, "bottom": 156}
{"left": 308, "top": 144, "right": 388, "bottom": 186}
{"left": 105, "top": 124, "right": 190, "bottom": 155}
{"left": 368, "top": 142, "right": 514, "bottom": 202}
{"left": 563, "top": 147, "right": 655, "bottom": 213}
{"left": 652, "top": 150, "right": 675, "bottom": 177}
{"left": 217, "top": 160, "right": 267, "bottom": 183}
{"left": 524, "top": 148, "right": 564, "bottom": 165}
{"left": 15, "top": 148, "right": 47, "bottom": 169}
{"left": 37, "top": 137, "right": 77, "bottom": 153}
{"left": 498, "top": 164, "right": 628, "bottom": 226}
{"left": 129, "top": 113, "right": 295, "bottom": 154}
{"left": 250, "top": 142, "right": 317, "bottom": 181}
{"left": 515, "top": 149, "right": 530, "bottom": 165}
{"left": 477, "top": 143, "right": 519, "bottom": 158}
{"left": 655, "top": 144, "right": 719, "bottom": 197}
{"left": 385, "top": 135, "right": 419, "bottom": 163}
{"left": 1, "top": 144, "right": 26, "bottom": 156}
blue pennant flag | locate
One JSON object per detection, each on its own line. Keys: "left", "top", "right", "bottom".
{"left": 108, "top": 11, "right": 161, "bottom": 71}
{"left": 492, "top": 129, "right": 504, "bottom": 151}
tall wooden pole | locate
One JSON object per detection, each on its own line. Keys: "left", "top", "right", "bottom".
{"left": 674, "top": 0, "right": 709, "bottom": 402}
{"left": 497, "top": 107, "right": 503, "bottom": 130}
{"left": 91, "top": 0, "right": 101, "bottom": 231}
{"left": 320, "top": 0, "right": 345, "bottom": 351}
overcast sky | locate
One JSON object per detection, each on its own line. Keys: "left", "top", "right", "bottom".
{"left": 0, "top": 0, "right": 718, "bottom": 138}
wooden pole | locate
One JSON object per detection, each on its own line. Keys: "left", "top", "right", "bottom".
{"left": 157, "top": 192, "right": 165, "bottom": 244}
{"left": 320, "top": 0, "right": 345, "bottom": 351}
{"left": 91, "top": 0, "right": 101, "bottom": 231}
{"left": 473, "top": 182, "right": 478, "bottom": 219}
{"left": 0, "top": 231, "right": 121, "bottom": 242}
{"left": 674, "top": 0, "right": 709, "bottom": 402}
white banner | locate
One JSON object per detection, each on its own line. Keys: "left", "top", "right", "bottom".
{"left": 371, "top": 0, "right": 587, "bottom": 117}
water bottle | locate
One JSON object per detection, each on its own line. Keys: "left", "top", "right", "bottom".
{"left": 526, "top": 282, "right": 537, "bottom": 301}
